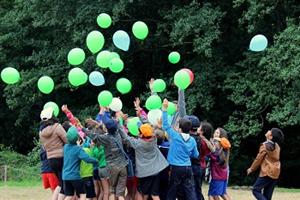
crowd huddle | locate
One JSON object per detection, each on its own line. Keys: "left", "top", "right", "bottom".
{"left": 39, "top": 81, "right": 284, "bottom": 200}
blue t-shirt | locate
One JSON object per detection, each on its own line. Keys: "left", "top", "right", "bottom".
{"left": 63, "top": 144, "right": 98, "bottom": 180}
{"left": 162, "top": 111, "right": 199, "bottom": 166}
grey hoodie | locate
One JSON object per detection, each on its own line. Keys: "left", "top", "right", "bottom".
{"left": 119, "top": 128, "right": 169, "bottom": 178}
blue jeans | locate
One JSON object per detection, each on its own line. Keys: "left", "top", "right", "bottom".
{"left": 252, "top": 176, "right": 277, "bottom": 200}
{"left": 192, "top": 165, "right": 205, "bottom": 200}
{"left": 167, "top": 165, "right": 197, "bottom": 200}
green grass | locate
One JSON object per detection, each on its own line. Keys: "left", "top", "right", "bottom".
{"left": 277, "top": 187, "right": 300, "bottom": 193}
{"left": 0, "top": 180, "right": 41, "bottom": 187}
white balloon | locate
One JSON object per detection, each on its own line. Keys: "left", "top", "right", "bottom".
{"left": 147, "top": 109, "right": 162, "bottom": 126}
{"left": 109, "top": 98, "right": 123, "bottom": 112}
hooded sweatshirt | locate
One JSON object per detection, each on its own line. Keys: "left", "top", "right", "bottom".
{"left": 249, "top": 141, "right": 281, "bottom": 179}
{"left": 162, "top": 111, "right": 199, "bottom": 166}
{"left": 39, "top": 123, "right": 67, "bottom": 159}
{"left": 119, "top": 128, "right": 169, "bottom": 178}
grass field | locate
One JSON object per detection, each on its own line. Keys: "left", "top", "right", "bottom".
{"left": 0, "top": 182, "right": 300, "bottom": 200}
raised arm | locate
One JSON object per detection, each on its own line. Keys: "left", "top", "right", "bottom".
{"left": 118, "top": 126, "right": 139, "bottom": 149}
{"left": 247, "top": 144, "right": 267, "bottom": 174}
{"left": 162, "top": 99, "right": 177, "bottom": 139}
{"left": 177, "top": 89, "right": 186, "bottom": 118}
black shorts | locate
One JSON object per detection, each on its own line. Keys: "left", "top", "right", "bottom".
{"left": 64, "top": 180, "right": 86, "bottom": 196}
{"left": 138, "top": 174, "right": 160, "bottom": 196}
{"left": 82, "top": 177, "right": 96, "bottom": 198}
{"left": 48, "top": 157, "right": 64, "bottom": 194}
{"left": 93, "top": 168, "right": 101, "bottom": 180}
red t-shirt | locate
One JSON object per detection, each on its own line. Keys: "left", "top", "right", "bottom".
{"left": 200, "top": 139, "right": 211, "bottom": 169}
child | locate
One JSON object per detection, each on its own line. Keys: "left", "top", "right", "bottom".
{"left": 161, "top": 98, "right": 199, "bottom": 200}
{"left": 155, "top": 128, "right": 170, "bottom": 200}
{"left": 80, "top": 143, "right": 97, "bottom": 200}
{"left": 247, "top": 128, "right": 284, "bottom": 200}
{"left": 62, "top": 126, "right": 98, "bottom": 200}
{"left": 184, "top": 115, "right": 202, "bottom": 200}
{"left": 88, "top": 107, "right": 128, "bottom": 200}
{"left": 198, "top": 121, "right": 215, "bottom": 199}
{"left": 119, "top": 123, "right": 169, "bottom": 200}
{"left": 208, "top": 138, "right": 230, "bottom": 200}
{"left": 40, "top": 145, "right": 60, "bottom": 200}
{"left": 91, "top": 143, "right": 110, "bottom": 200}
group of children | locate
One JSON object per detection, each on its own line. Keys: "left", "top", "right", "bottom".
{"left": 39, "top": 80, "right": 284, "bottom": 200}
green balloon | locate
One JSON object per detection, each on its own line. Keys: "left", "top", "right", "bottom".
{"left": 38, "top": 76, "right": 54, "bottom": 94}
{"left": 97, "top": 13, "right": 112, "bottom": 29}
{"left": 68, "top": 68, "right": 88, "bottom": 87}
{"left": 44, "top": 101, "right": 59, "bottom": 117}
{"left": 109, "top": 58, "right": 124, "bottom": 73}
{"left": 153, "top": 79, "right": 166, "bottom": 93}
{"left": 111, "top": 52, "right": 120, "bottom": 59}
{"left": 96, "top": 51, "right": 113, "bottom": 68}
{"left": 86, "top": 31, "right": 105, "bottom": 54}
{"left": 67, "top": 48, "right": 85, "bottom": 65}
{"left": 127, "top": 117, "right": 141, "bottom": 136}
{"left": 0, "top": 67, "right": 20, "bottom": 84}
{"left": 167, "top": 102, "right": 177, "bottom": 116}
{"left": 174, "top": 69, "right": 190, "bottom": 90}
{"left": 145, "top": 95, "right": 162, "bottom": 110}
{"left": 97, "top": 90, "right": 113, "bottom": 106}
{"left": 132, "top": 21, "right": 149, "bottom": 40}
{"left": 116, "top": 78, "right": 132, "bottom": 94}
{"left": 168, "top": 51, "right": 180, "bottom": 64}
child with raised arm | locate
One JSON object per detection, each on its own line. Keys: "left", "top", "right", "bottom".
{"left": 208, "top": 138, "right": 230, "bottom": 200}
{"left": 161, "top": 98, "right": 199, "bottom": 200}
{"left": 88, "top": 107, "right": 128, "bottom": 200}
{"left": 62, "top": 126, "right": 98, "bottom": 200}
{"left": 119, "top": 123, "right": 169, "bottom": 200}
{"left": 247, "top": 128, "right": 284, "bottom": 200}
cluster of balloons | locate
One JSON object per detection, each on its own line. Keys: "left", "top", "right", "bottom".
{"left": 174, "top": 68, "right": 194, "bottom": 90}
{"left": 249, "top": 34, "right": 268, "bottom": 52}
{"left": 1, "top": 67, "right": 20, "bottom": 84}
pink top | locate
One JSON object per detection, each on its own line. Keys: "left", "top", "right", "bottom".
{"left": 209, "top": 150, "right": 228, "bottom": 180}
{"left": 63, "top": 110, "right": 85, "bottom": 139}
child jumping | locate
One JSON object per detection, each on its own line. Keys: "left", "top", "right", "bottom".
{"left": 247, "top": 128, "right": 284, "bottom": 200}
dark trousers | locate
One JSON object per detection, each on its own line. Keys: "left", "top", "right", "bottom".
{"left": 252, "top": 176, "right": 277, "bottom": 200}
{"left": 167, "top": 165, "right": 197, "bottom": 200}
{"left": 192, "top": 165, "right": 205, "bottom": 200}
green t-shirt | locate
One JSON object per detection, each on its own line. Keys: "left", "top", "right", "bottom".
{"left": 92, "top": 146, "right": 107, "bottom": 168}
{"left": 80, "top": 148, "right": 94, "bottom": 178}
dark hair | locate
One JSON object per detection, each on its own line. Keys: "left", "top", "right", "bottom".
{"left": 218, "top": 127, "right": 228, "bottom": 138}
{"left": 62, "top": 121, "right": 72, "bottom": 132}
{"left": 40, "top": 118, "right": 59, "bottom": 130}
{"left": 271, "top": 128, "right": 284, "bottom": 145}
{"left": 200, "top": 121, "right": 213, "bottom": 139}
{"left": 179, "top": 118, "right": 192, "bottom": 133}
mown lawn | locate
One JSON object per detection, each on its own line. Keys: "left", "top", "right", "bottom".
{"left": 0, "top": 182, "right": 299, "bottom": 200}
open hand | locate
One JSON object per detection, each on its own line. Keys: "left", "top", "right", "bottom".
{"left": 162, "top": 98, "right": 169, "bottom": 110}
{"left": 61, "top": 105, "right": 68, "bottom": 112}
